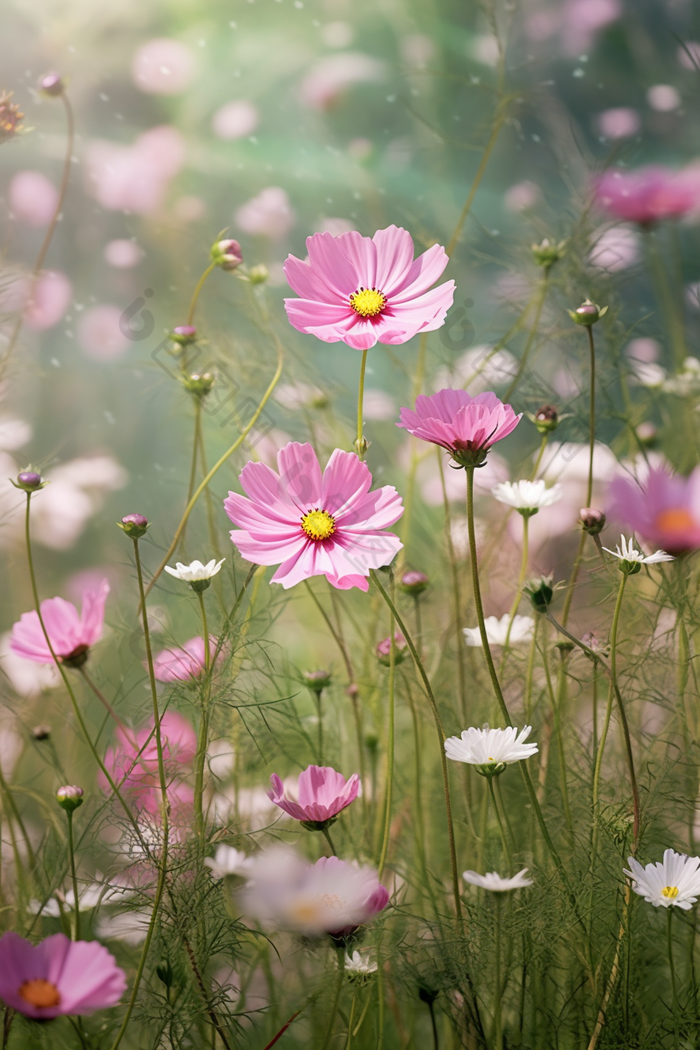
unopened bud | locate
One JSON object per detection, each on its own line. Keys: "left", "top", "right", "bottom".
{"left": 580, "top": 508, "right": 605, "bottom": 535}
{"left": 56, "top": 785, "right": 84, "bottom": 812}
{"left": 532, "top": 405, "right": 559, "bottom": 433}
{"left": 170, "top": 325, "right": 197, "bottom": 346}
{"left": 302, "top": 669, "right": 332, "bottom": 694}
{"left": 38, "top": 72, "right": 65, "bottom": 97}
{"left": 376, "top": 631, "right": 408, "bottom": 666}
{"left": 531, "top": 238, "right": 566, "bottom": 269}
{"left": 524, "top": 574, "right": 555, "bottom": 614}
{"left": 635, "top": 422, "right": 658, "bottom": 449}
{"left": 156, "top": 959, "right": 174, "bottom": 988}
{"left": 568, "top": 299, "right": 608, "bottom": 326}
{"left": 399, "top": 570, "right": 429, "bottom": 596}
{"left": 184, "top": 372, "right": 215, "bottom": 399}
{"left": 247, "top": 263, "right": 269, "bottom": 285}
{"left": 13, "top": 470, "right": 44, "bottom": 492}
{"left": 354, "top": 436, "right": 370, "bottom": 457}
{"left": 32, "top": 724, "right": 51, "bottom": 740}
{"left": 118, "top": 513, "right": 150, "bottom": 540}
{"left": 211, "top": 238, "right": 243, "bottom": 271}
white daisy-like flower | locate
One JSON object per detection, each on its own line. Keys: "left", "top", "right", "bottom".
{"left": 463, "top": 614, "right": 535, "bottom": 648}
{"left": 624, "top": 849, "right": 700, "bottom": 910}
{"left": 204, "top": 845, "right": 254, "bottom": 881}
{"left": 165, "top": 558, "right": 226, "bottom": 582}
{"left": 462, "top": 868, "right": 533, "bottom": 892}
{"left": 491, "top": 479, "right": 562, "bottom": 515}
{"left": 602, "top": 535, "right": 674, "bottom": 567}
{"left": 344, "top": 950, "right": 378, "bottom": 975}
{"left": 444, "top": 724, "right": 538, "bottom": 772}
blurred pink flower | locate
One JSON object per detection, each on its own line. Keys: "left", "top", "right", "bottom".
{"left": 224, "top": 441, "right": 403, "bottom": 591}
{"left": 0, "top": 933, "right": 126, "bottom": 1018}
{"left": 596, "top": 108, "right": 640, "bottom": 139}
{"left": 594, "top": 165, "right": 700, "bottom": 225}
{"left": 152, "top": 637, "right": 217, "bottom": 682}
{"left": 284, "top": 225, "right": 455, "bottom": 350}
{"left": 235, "top": 186, "right": 295, "bottom": 240}
{"left": 678, "top": 42, "right": 700, "bottom": 71}
{"left": 647, "top": 85, "right": 681, "bottom": 112}
{"left": 588, "top": 225, "right": 640, "bottom": 272}
{"left": 102, "top": 711, "right": 196, "bottom": 806}
{"left": 77, "top": 305, "right": 130, "bottom": 360}
{"left": 85, "top": 126, "right": 185, "bottom": 215}
{"left": 607, "top": 465, "right": 700, "bottom": 554}
{"left": 212, "top": 100, "right": 259, "bottom": 139}
{"left": 561, "top": 0, "right": 621, "bottom": 53}
{"left": 504, "top": 181, "right": 541, "bottom": 212}
{"left": 9, "top": 171, "right": 58, "bottom": 227}
{"left": 0, "top": 632, "right": 60, "bottom": 696}
{"left": 103, "top": 240, "right": 143, "bottom": 268}
{"left": 299, "top": 53, "right": 385, "bottom": 110}
{"left": 22, "top": 271, "right": 72, "bottom": 330}
{"left": 132, "top": 39, "right": 195, "bottom": 95}
{"left": 268, "top": 764, "right": 360, "bottom": 824}
{"left": 10, "top": 579, "right": 109, "bottom": 667}
{"left": 398, "top": 390, "right": 521, "bottom": 465}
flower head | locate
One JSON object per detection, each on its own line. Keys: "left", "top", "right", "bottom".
{"left": 204, "top": 845, "right": 254, "bottom": 880}
{"left": 607, "top": 466, "right": 700, "bottom": 555}
{"left": 463, "top": 868, "right": 533, "bottom": 892}
{"left": 624, "top": 849, "right": 700, "bottom": 909}
{"left": 398, "top": 570, "right": 429, "bottom": 595}
{"left": 164, "top": 558, "right": 225, "bottom": 592}
{"left": 345, "top": 950, "right": 378, "bottom": 978}
{"left": 463, "top": 614, "right": 534, "bottom": 648}
{"left": 268, "top": 765, "right": 360, "bottom": 828}
{"left": 602, "top": 534, "right": 674, "bottom": 574}
{"left": 118, "top": 513, "right": 149, "bottom": 539}
{"left": 444, "top": 725, "right": 538, "bottom": 776}
{"left": 283, "top": 225, "right": 455, "bottom": 350}
{"left": 595, "top": 165, "right": 700, "bottom": 226}
{"left": 38, "top": 72, "right": 65, "bottom": 97}
{"left": 100, "top": 712, "right": 196, "bottom": 815}
{"left": 224, "top": 441, "right": 403, "bottom": 592}
{"left": 10, "top": 579, "right": 109, "bottom": 668}
{"left": 56, "top": 785, "right": 84, "bottom": 812}
{"left": 397, "top": 389, "right": 521, "bottom": 468}
{"left": 0, "top": 932, "right": 126, "bottom": 1018}
{"left": 376, "top": 631, "right": 408, "bottom": 665}
{"left": 152, "top": 637, "right": 219, "bottom": 682}
{"left": 211, "top": 238, "right": 243, "bottom": 271}
{"left": 492, "top": 479, "right": 562, "bottom": 516}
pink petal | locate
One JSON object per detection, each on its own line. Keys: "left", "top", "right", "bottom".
{"left": 305, "top": 232, "right": 361, "bottom": 296}
{"left": 283, "top": 254, "right": 344, "bottom": 304}
{"left": 276, "top": 442, "right": 323, "bottom": 508}
{"left": 338, "top": 230, "right": 377, "bottom": 288}
{"left": 79, "top": 579, "right": 109, "bottom": 647}
{"left": 389, "top": 242, "right": 450, "bottom": 300}
{"left": 372, "top": 225, "right": 415, "bottom": 292}
{"left": 284, "top": 297, "right": 355, "bottom": 334}
{"left": 321, "top": 449, "right": 372, "bottom": 515}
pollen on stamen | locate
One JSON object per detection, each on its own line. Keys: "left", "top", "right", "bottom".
{"left": 662, "top": 885, "right": 679, "bottom": 899}
{"left": 349, "top": 286, "right": 387, "bottom": 318}
{"left": 301, "top": 508, "right": 336, "bottom": 542}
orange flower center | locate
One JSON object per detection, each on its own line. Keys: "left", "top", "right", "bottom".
{"left": 18, "top": 979, "right": 61, "bottom": 1009}
{"left": 349, "top": 287, "right": 386, "bottom": 318}
{"left": 301, "top": 509, "right": 336, "bottom": 542}
{"left": 655, "top": 508, "right": 695, "bottom": 536}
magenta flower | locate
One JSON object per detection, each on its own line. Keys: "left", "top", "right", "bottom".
{"left": 283, "top": 225, "right": 455, "bottom": 350}
{"left": 10, "top": 579, "right": 109, "bottom": 668}
{"left": 594, "top": 165, "right": 699, "bottom": 226}
{"left": 397, "top": 389, "right": 522, "bottom": 468}
{"left": 152, "top": 636, "right": 218, "bottom": 682}
{"left": 224, "top": 441, "right": 403, "bottom": 591}
{"left": 0, "top": 932, "right": 126, "bottom": 1018}
{"left": 100, "top": 712, "right": 196, "bottom": 812}
{"left": 607, "top": 465, "right": 700, "bottom": 555}
{"left": 268, "top": 765, "right": 360, "bottom": 826}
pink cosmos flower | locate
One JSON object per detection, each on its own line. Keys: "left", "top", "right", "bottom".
{"left": 594, "top": 165, "right": 700, "bottom": 226}
{"left": 100, "top": 712, "right": 196, "bottom": 814}
{"left": 607, "top": 465, "right": 700, "bottom": 555}
{"left": 268, "top": 765, "right": 360, "bottom": 825}
{"left": 0, "top": 932, "right": 126, "bottom": 1018}
{"left": 397, "top": 389, "right": 522, "bottom": 467}
{"left": 283, "top": 225, "right": 455, "bottom": 350}
{"left": 152, "top": 636, "right": 218, "bottom": 682}
{"left": 224, "top": 441, "right": 403, "bottom": 591}
{"left": 10, "top": 579, "right": 109, "bottom": 667}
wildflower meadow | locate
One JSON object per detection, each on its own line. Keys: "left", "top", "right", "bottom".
{"left": 2, "top": 1, "right": 700, "bottom": 1047}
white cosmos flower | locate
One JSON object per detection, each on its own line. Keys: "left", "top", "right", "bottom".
{"left": 463, "top": 868, "right": 533, "bottom": 892}
{"left": 28, "top": 880, "right": 132, "bottom": 916}
{"left": 165, "top": 558, "right": 226, "bottom": 582}
{"left": 344, "top": 950, "right": 378, "bottom": 975}
{"left": 492, "top": 479, "right": 562, "bottom": 513}
{"left": 444, "top": 725, "right": 538, "bottom": 768}
{"left": 624, "top": 849, "right": 700, "bottom": 910}
{"left": 464, "top": 614, "right": 535, "bottom": 648}
{"left": 602, "top": 535, "right": 674, "bottom": 565}
{"left": 204, "top": 845, "right": 254, "bottom": 880}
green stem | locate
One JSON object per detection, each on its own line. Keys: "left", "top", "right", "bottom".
{"left": 356, "top": 348, "right": 369, "bottom": 458}
{"left": 503, "top": 272, "right": 550, "bottom": 402}
{"left": 438, "top": 450, "right": 467, "bottom": 722}
{"left": 446, "top": 105, "right": 508, "bottom": 257}
{"left": 529, "top": 435, "right": 549, "bottom": 482}
{"left": 186, "top": 262, "right": 216, "bottom": 327}
{"left": 586, "top": 325, "right": 596, "bottom": 510}
{"left": 504, "top": 514, "right": 530, "bottom": 648}
{"left": 494, "top": 894, "right": 503, "bottom": 1050}
{"left": 644, "top": 227, "right": 687, "bottom": 370}
{"left": 320, "top": 951, "right": 345, "bottom": 1050}
{"left": 377, "top": 573, "right": 396, "bottom": 880}
{"left": 321, "top": 825, "right": 337, "bottom": 856}
{"left": 194, "top": 590, "right": 211, "bottom": 839}
{"left": 668, "top": 907, "right": 679, "bottom": 1013}
{"left": 66, "top": 811, "right": 80, "bottom": 940}
{"left": 488, "top": 777, "right": 511, "bottom": 868}
{"left": 591, "top": 578, "right": 626, "bottom": 829}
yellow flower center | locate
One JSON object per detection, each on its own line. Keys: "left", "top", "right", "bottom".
{"left": 301, "top": 509, "right": 336, "bottom": 542}
{"left": 349, "top": 287, "right": 386, "bottom": 317}
{"left": 18, "top": 979, "right": 61, "bottom": 1009}
{"left": 656, "top": 508, "right": 695, "bottom": 535}
{"left": 662, "top": 885, "right": 679, "bottom": 899}
{"left": 290, "top": 893, "right": 343, "bottom": 924}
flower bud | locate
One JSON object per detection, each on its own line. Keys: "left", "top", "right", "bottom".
{"left": 247, "top": 263, "right": 269, "bottom": 285}
{"left": 399, "top": 570, "right": 429, "bottom": 596}
{"left": 13, "top": 470, "right": 44, "bottom": 492}
{"left": 531, "top": 238, "right": 566, "bottom": 270}
{"left": 532, "top": 405, "right": 558, "bottom": 433}
{"left": 32, "top": 724, "right": 51, "bottom": 740}
{"left": 579, "top": 508, "right": 605, "bottom": 535}
{"left": 38, "top": 72, "right": 65, "bottom": 97}
{"left": 155, "top": 959, "right": 174, "bottom": 988}
{"left": 302, "top": 669, "right": 332, "bottom": 694}
{"left": 635, "top": 422, "right": 658, "bottom": 449}
{"left": 56, "top": 785, "right": 84, "bottom": 812}
{"left": 568, "top": 299, "right": 608, "bottom": 326}
{"left": 353, "top": 436, "right": 370, "bottom": 457}
{"left": 0, "top": 91, "right": 24, "bottom": 144}
{"left": 524, "top": 574, "right": 555, "bottom": 614}
{"left": 211, "top": 239, "right": 243, "bottom": 271}
{"left": 183, "top": 372, "right": 215, "bottom": 400}
{"left": 170, "top": 325, "right": 197, "bottom": 346}
{"left": 376, "top": 631, "right": 408, "bottom": 666}
{"left": 117, "top": 513, "right": 150, "bottom": 540}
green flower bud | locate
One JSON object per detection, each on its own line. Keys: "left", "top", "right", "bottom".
{"left": 567, "top": 299, "right": 608, "bottom": 326}
{"left": 531, "top": 238, "right": 566, "bottom": 269}
{"left": 117, "top": 514, "right": 150, "bottom": 540}
{"left": 524, "top": 574, "right": 555, "bottom": 614}
{"left": 56, "top": 785, "right": 84, "bottom": 812}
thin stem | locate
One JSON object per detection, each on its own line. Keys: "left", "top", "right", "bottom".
{"left": 644, "top": 227, "right": 687, "bottom": 370}
{"left": 586, "top": 325, "right": 596, "bottom": 510}
{"left": 0, "top": 93, "right": 75, "bottom": 381}
{"left": 529, "top": 435, "right": 549, "bottom": 482}
{"left": 427, "top": 997, "right": 440, "bottom": 1050}
{"left": 356, "top": 348, "right": 369, "bottom": 457}
{"left": 144, "top": 339, "right": 284, "bottom": 600}
{"left": 494, "top": 894, "right": 503, "bottom": 1050}
{"left": 504, "top": 513, "right": 530, "bottom": 648}
{"left": 488, "top": 777, "right": 511, "bottom": 868}
{"left": 503, "top": 272, "right": 550, "bottom": 402}
{"left": 321, "top": 825, "right": 338, "bottom": 856}
{"left": 66, "top": 811, "right": 80, "bottom": 940}
{"left": 668, "top": 907, "right": 679, "bottom": 1012}
{"left": 194, "top": 590, "right": 211, "bottom": 839}
{"left": 345, "top": 989, "right": 358, "bottom": 1050}
{"left": 438, "top": 450, "right": 467, "bottom": 721}
{"left": 320, "top": 952, "right": 345, "bottom": 1050}
{"left": 186, "top": 262, "right": 216, "bottom": 327}
{"left": 78, "top": 666, "right": 131, "bottom": 736}
{"left": 377, "top": 573, "right": 396, "bottom": 880}
{"left": 446, "top": 105, "right": 508, "bottom": 257}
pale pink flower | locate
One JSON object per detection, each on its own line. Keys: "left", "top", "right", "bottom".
{"left": 284, "top": 225, "right": 455, "bottom": 350}
{"left": 607, "top": 465, "right": 700, "bottom": 555}
{"left": 152, "top": 636, "right": 218, "bottom": 682}
{"left": 131, "top": 39, "right": 195, "bottom": 95}
{"left": 299, "top": 53, "right": 385, "bottom": 110}
{"left": 10, "top": 580, "right": 109, "bottom": 666}
{"left": 103, "top": 240, "right": 143, "bottom": 268}
{"left": 594, "top": 165, "right": 700, "bottom": 225}
{"left": 77, "top": 305, "right": 131, "bottom": 360}
{"left": 596, "top": 108, "right": 640, "bottom": 139}
{"left": 397, "top": 389, "right": 521, "bottom": 466}
{"left": 212, "top": 100, "right": 259, "bottom": 140}
{"left": 101, "top": 712, "right": 196, "bottom": 811}
{"left": 235, "top": 186, "right": 295, "bottom": 240}
{"left": 9, "top": 171, "right": 58, "bottom": 227}
{"left": 22, "top": 270, "right": 72, "bottom": 330}
{"left": 224, "top": 441, "right": 403, "bottom": 591}
{"left": 85, "top": 127, "right": 185, "bottom": 215}
{"left": 268, "top": 764, "right": 360, "bottom": 824}
{"left": 0, "top": 933, "right": 126, "bottom": 1018}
